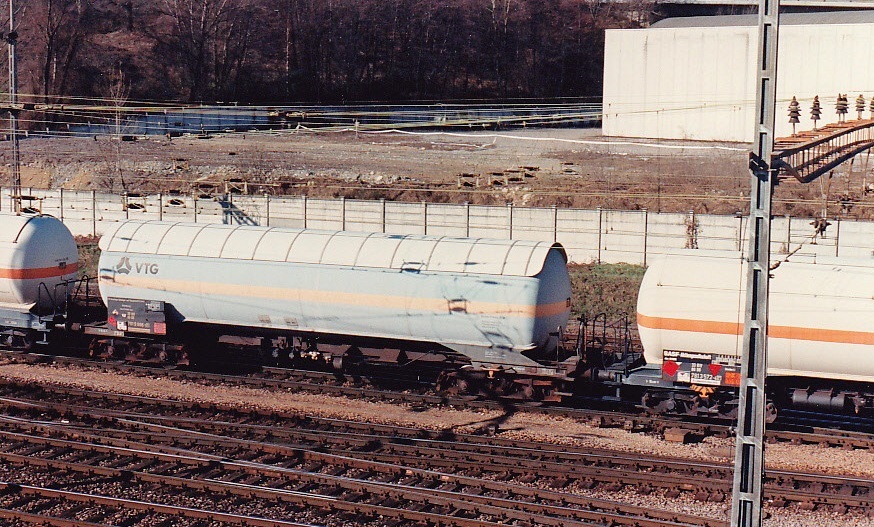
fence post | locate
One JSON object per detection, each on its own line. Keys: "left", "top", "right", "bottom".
{"left": 465, "top": 202, "right": 470, "bottom": 237}
{"left": 59, "top": 188, "right": 64, "bottom": 222}
{"left": 643, "top": 209, "right": 648, "bottom": 267}
{"left": 265, "top": 194, "right": 270, "bottom": 227}
{"left": 194, "top": 194, "right": 198, "bottom": 223}
{"left": 341, "top": 196, "right": 346, "bottom": 231}
{"left": 158, "top": 192, "right": 163, "bottom": 221}
{"left": 835, "top": 216, "right": 841, "bottom": 257}
{"left": 508, "top": 203, "right": 514, "bottom": 239}
{"left": 786, "top": 215, "right": 791, "bottom": 253}
{"left": 597, "top": 207, "right": 602, "bottom": 264}
{"left": 91, "top": 190, "right": 97, "bottom": 236}
{"left": 380, "top": 198, "right": 386, "bottom": 233}
{"left": 552, "top": 205, "right": 558, "bottom": 243}
{"left": 737, "top": 213, "right": 744, "bottom": 251}
{"left": 422, "top": 201, "right": 428, "bottom": 235}
{"left": 302, "top": 195, "right": 307, "bottom": 229}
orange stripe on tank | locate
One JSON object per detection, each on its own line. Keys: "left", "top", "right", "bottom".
{"left": 109, "top": 274, "right": 568, "bottom": 319}
{"left": 636, "top": 313, "right": 741, "bottom": 335}
{"left": 637, "top": 312, "right": 874, "bottom": 346}
{"left": 0, "top": 262, "right": 78, "bottom": 280}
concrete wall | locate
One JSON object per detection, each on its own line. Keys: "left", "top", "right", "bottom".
{"left": 603, "top": 21, "right": 874, "bottom": 142}
{"left": 4, "top": 187, "right": 872, "bottom": 265}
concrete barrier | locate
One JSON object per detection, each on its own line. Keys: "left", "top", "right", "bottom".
{"left": 3, "top": 187, "right": 871, "bottom": 265}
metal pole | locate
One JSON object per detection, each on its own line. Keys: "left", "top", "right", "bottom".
{"left": 643, "top": 209, "right": 648, "bottom": 267}
{"left": 597, "top": 207, "right": 602, "bottom": 264}
{"left": 380, "top": 198, "right": 386, "bottom": 233}
{"left": 59, "top": 188, "right": 64, "bottom": 222}
{"left": 508, "top": 203, "right": 513, "bottom": 239}
{"left": 7, "top": 0, "right": 20, "bottom": 214}
{"left": 786, "top": 215, "right": 792, "bottom": 253}
{"left": 553, "top": 204, "right": 558, "bottom": 243}
{"left": 730, "top": 0, "right": 780, "bottom": 524}
{"left": 265, "top": 194, "right": 270, "bottom": 227}
{"left": 91, "top": 190, "right": 97, "bottom": 236}
{"left": 423, "top": 201, "right": 428, "bottom": 235}
{"left": 158, "top": 192, "right": 163, "bottom": 221}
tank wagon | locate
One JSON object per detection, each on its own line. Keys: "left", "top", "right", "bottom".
{"left": 94, "top": 220, "right": 574, "bottom": 381}
{"left": 633, "top": 251, "right": 874, "bottom": 417}
{"left": 10, "top": 214, "right": 874, "bottom": 416}
{"left": 0, "top": 213, "right": 79, "bottom": 348}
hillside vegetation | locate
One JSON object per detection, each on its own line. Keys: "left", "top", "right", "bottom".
{"left": 10, "top": 0, "right": 650, "bottom": 108}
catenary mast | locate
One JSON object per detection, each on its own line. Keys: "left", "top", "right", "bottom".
{"left": 730, "top": 0, "right": 780, "bottom": 524}
{"left": 7, "top": 0, "right": 20, "bottom": 214}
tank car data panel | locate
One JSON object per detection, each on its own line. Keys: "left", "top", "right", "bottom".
{"left": 661, "top": 350, "right": 741, "bottom": 387}
{"left": 107, "top": 298, "right": 167, "bottom": 335}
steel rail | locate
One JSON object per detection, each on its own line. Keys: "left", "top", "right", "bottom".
{"left": 0, "top": 414, "right": 717, "bottom": 527}
{"left": 0, "top": 386, "right": 871, "bottom": 516}
{"left": 0, "top": 482, "right": 321, "bottom": 527}
{"left": 0, "top": 423, "right": 711, "bottom": 527}
{"left": 4, "top": 352, "right": 874, "bottom": 450}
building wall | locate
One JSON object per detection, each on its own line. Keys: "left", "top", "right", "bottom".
{"left": 603, "top": 22, "right": 874, "bottom": 142}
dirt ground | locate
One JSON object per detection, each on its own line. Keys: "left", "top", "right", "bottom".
{"left": 4, "top": 127, "right": 874, "bottom": 219}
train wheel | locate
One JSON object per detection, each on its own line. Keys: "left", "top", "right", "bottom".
{"left": 5, "top": 331, "right": 34, "bottom": 351}
{"left": 89, "top": 339, "right": 115, "bottom": 359}
{"left": 765, "top": 402, "right": 778, "bottom": 423}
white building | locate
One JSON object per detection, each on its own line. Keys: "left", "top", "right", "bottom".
{"left": 602, "top": 12, "right": 874, "bottom": 142}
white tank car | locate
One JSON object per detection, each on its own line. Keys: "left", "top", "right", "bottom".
{"left": 637, "top": 251, "right": 874, "bottom": 386}
{"left": 0, "top": 213, "right": 79, "bottom": 310}
{"left": 97, "top": 220, "right": 572, "bottom": 372}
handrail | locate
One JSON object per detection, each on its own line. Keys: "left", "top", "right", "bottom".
{"left": 772, "top": 119, "right": 874, "bottom": 183}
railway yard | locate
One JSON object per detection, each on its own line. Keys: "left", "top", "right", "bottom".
{"left": 2, "top": 129, "right": 874, "bottom": 526}
{"left": 0, "top": 353, "right": 873, "bottom": 526}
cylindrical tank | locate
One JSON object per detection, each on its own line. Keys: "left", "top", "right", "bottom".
{"left": 0, "top": 213, "right": 79, "bottom": 309}
{"left": 97, "top": 220, "right": 572, "bottom": 370}
{"left": 637, "top": 251, "right": 874, "bottom": 383}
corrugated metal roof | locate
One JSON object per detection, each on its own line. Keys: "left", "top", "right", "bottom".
{"left": 650, "top": 10, "right": 874, "bottom": 28}
{"left": 100, "top": 220, "right": 568, "bottom": 277}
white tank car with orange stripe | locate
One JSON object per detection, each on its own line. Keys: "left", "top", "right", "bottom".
{"left": 0, "top": 213, "right": 79, "bottom": 311}
{"left": 637, "top": 251, "right": 874, "bottom": 385}
{"left": 97, "top": 220, "right": 572, "bottom": 372}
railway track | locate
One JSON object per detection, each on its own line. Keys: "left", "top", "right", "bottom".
{"left": 4, "top": 349, "right": 874, "bottom": 450}
{"left": 0, "top": 381, "right": 720, "bottom": 527}
{"left": 0, "top": 376, "right": 870, "bottom": 521}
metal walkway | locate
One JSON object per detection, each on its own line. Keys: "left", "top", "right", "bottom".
{"left": 772, "top": 118, "right": 874, "bottom": 183}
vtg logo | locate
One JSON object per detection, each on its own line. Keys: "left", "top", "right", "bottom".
{"left": 115, "top": 257, "right": 159, "bottom": 275}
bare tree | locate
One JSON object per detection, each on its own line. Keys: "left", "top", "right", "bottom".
{"left": 102, "top": 67, "right": 131, "bottom": 191}
{"left": 28, "top": 0, "right": 93, "bottom": 101}
{"left": 158, "top": 0, "right": 256, "bottom": 101}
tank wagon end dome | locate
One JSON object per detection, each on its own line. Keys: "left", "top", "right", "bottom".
{"left": 0, "top": 212, "right": 79, "bottom": 307}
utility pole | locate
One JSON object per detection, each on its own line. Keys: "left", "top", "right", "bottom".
{"left": 730, "top": 0, "right": 779, "bottom": 525}
{"left": 7, "top": 0, "right": 20, "bottom": 214}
